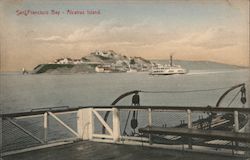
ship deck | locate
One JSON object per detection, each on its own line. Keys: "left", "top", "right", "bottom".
{"left": 1, "top": 105, "right": 250, "bottom": 160}
{"left": 2, "top": 141, "right": 247, "bottom": 160}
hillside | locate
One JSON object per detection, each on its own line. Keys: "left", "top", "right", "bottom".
{"left": 32, "top": 50, "right": 247, "bottom": 74}
{"left": 32, "top": 50, "right": 152, "bottom": 74}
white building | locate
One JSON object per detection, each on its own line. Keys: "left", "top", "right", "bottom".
{"left": 73, "top": 59, "right": 83, "bottom": 64}
{"left": 95, "top": 50, "right": 113, "bottom": 58}
{"left": 95, "top": 64, "right": 112, "bottom": 73}
{"left": 55, "top": 58, "right": 73, "bottom": 64}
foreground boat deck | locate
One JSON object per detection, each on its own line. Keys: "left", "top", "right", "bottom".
{"left": 3, "top": 141, "right": 247, "bottom": 160}
{"left": 1, "top": 105, "right": 249, "bottom": 160}
{"left": 139, "top": 126, "right": 250, "bottom": 142}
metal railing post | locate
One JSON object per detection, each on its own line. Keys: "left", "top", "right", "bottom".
{"left": 79, "top": 108, "right": 93, "bottom": 140}
{"left": 77, "top": 109, "right": 83, "bottom": 139}
{"left": 233, "top": 110, "right": 239, "bottom": 154}
{"left": 148, "top": 108, "right": 152, "bottom": 126}
{"left": 112, "top": 107, "right": 120, "bottom": 142}
{"left": 187, "top": 109, "right": 192, "bottom": 149}
{"left": 0, "top": 116, "right": 2, "bottom": 156}
{"left": 44, "top": 112, "right": 48, "bottom": 143}
{"left": 187, "top": 109, "right": 192, "bottom": 129}
{"left": 89, "top": 108, "right": 93, "bottom": 140}
{"left": 148, "top": 108, "right": 152, "bottom": 145}
{"left": 234, "top": 111, "right": 239, "bottom": 132}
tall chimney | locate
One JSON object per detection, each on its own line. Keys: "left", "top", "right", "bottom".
{"left": 170, "top": 55, "right": 173, "bottom": 66}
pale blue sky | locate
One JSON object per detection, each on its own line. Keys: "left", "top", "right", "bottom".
{"left": 7, "top": 1, "right": 242, "bottom": 30}
{"left": 1, "top": 0, "right": 249, "bottom": 71}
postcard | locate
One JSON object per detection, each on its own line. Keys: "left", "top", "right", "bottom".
{"left": 0, "top": 0, "right": 249, "bottom": 159}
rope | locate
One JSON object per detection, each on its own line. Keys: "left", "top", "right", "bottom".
{"left": 227, "top": 90, "right": 241, "bottom": 108}
{"left": 131, "top": 110, "right": 138, "bottom": 134}
{"left": 122, "top": 111, "right": 131, "bottom": 136}
{"left": 141, "top": 86, "right": 232, "bottom": 94}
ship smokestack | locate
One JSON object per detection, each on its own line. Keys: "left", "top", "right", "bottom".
{"left": 170, "top": 55, "right": 173, "bottom": 66}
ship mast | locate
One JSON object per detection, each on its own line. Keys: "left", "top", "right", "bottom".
{"left": 170, "top": 55, "right": 173, "bottom": 66}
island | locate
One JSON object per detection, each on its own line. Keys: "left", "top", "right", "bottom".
{"left": 32, "top": 50, "right": 152, "bottom": 74}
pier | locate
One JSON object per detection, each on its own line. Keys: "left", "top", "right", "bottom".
{"left": 1, "top": 105, "right": 249, "bottom": 159}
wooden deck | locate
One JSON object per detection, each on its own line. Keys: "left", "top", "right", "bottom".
{"left": 139, "top": 126, "right": 250, "bottom": 143}
{"left": 3, "top": 141, "right": 247, "bottom": 160}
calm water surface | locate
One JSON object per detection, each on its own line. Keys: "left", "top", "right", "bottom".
{"left": 0, "top": 69, "right": 249, "bottom": 113}
{"left": 1, "top": 68, "right": 249, "bottom": 160}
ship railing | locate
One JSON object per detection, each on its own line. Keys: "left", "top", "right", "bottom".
{"left": 1, "top": 106, "right": 250, "bottom": 157}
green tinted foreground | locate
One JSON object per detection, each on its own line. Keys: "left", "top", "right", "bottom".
{"left": 3, "top": 141, "right": 246, "bottom": 160}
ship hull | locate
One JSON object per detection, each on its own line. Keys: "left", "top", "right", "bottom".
{"left": 150, "top": 69, "right": 187, "bottom": 75}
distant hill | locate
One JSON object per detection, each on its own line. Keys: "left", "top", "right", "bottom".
{"left": 152, "top": 59, "right": 246, "bottom": 70}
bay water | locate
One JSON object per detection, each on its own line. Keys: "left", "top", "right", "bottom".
{"left": 1, "top": 67, "right": 249, "bottom": 159}
{"left": 0, "top": 68, "right": 249, "bottom": 114}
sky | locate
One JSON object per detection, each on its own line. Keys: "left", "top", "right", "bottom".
{"left": 0, "top": 0, "right": 249, "bottom": 71}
